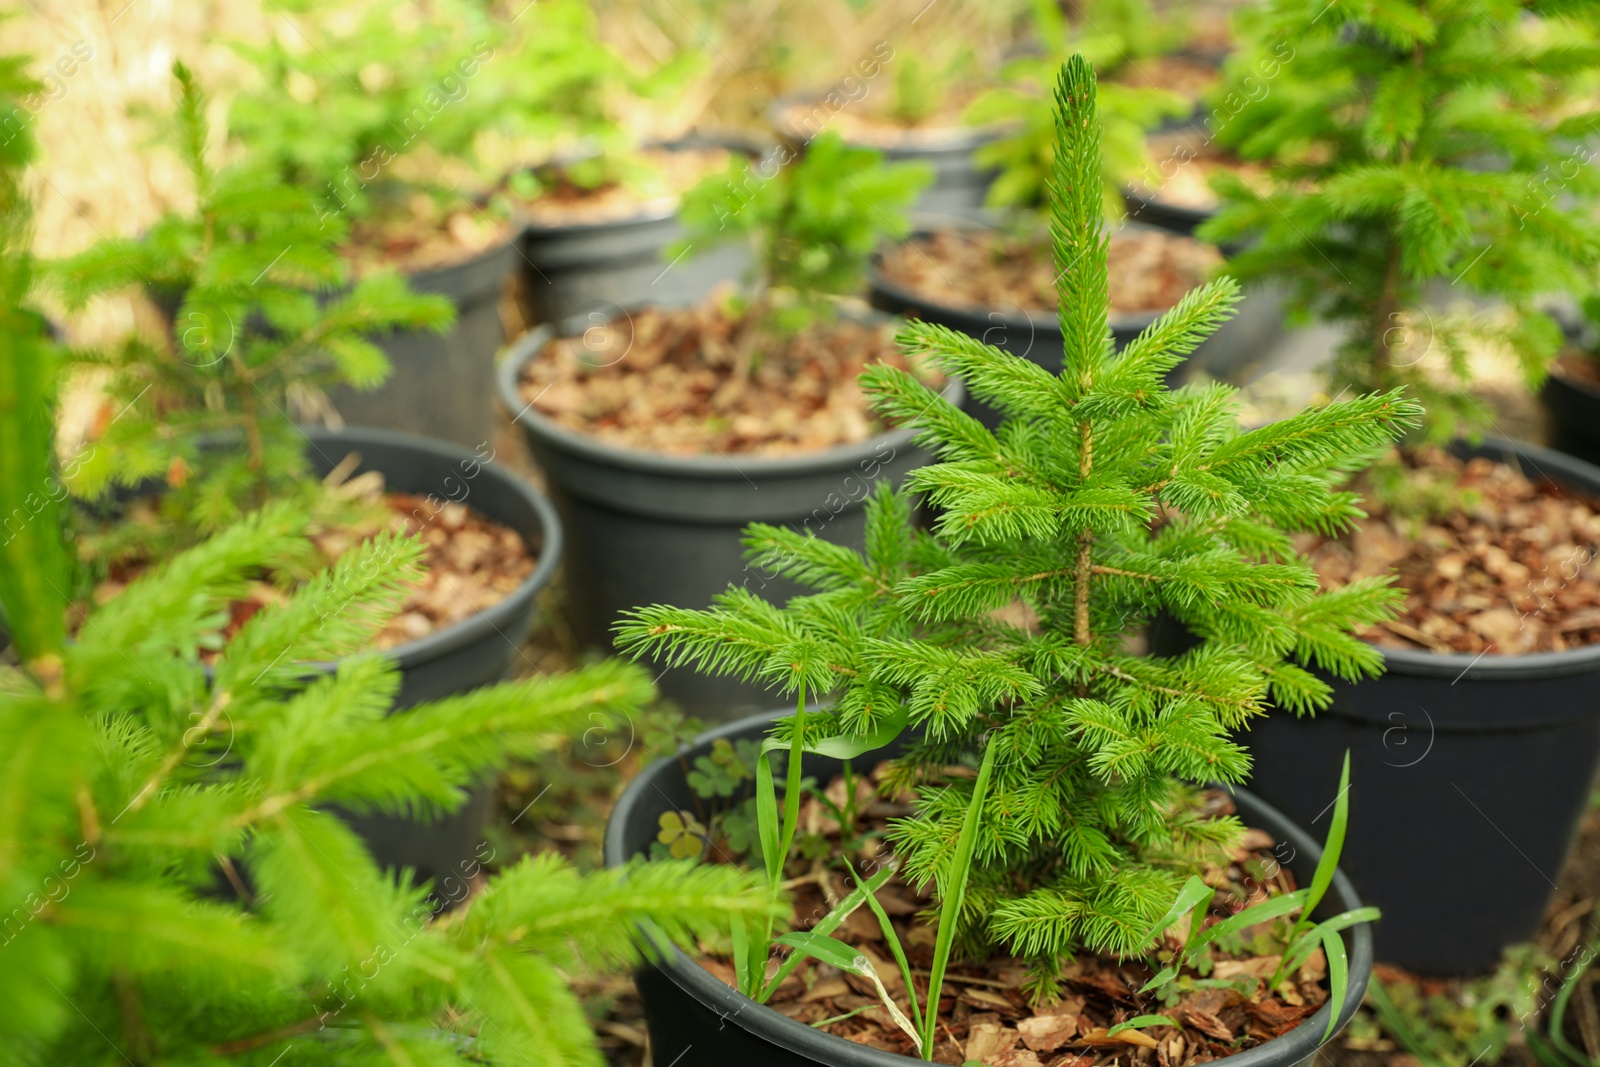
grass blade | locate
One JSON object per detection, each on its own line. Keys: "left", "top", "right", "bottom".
{"left": 1321, "top": 925, "right": 1348, "bottom": 1041}
{"left": 920, "top": 738, "right": 997, "bottom": 1059}
{"left": 849, "top": 858, "right": 924, "bottom": 1036}
{"left": 760, "top": 860, "right": 898, "bottom": 1001}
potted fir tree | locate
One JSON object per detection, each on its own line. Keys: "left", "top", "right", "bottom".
{"left": 490, "top": 0, "right": 756, "bottom": 326}
{"left": 498, "top": 133, "right": 958, "bottom": 716}
{"left": 1199, "top": 0, "right": 1600, "bottom": 973}
{"left": 50, "top": 66, "right": 562, "bottom": 883}
{"left": 0, "top": 298, "right": 779, "bottom": 1066}
{"left": 605, "top": 55, "right": 1415, "bottom": 1067}
{"left": 231, "top": 1, "right": 522, "bottom": 446}
{"left": 768, "top": 8, "right": 1020, "bottom": 218}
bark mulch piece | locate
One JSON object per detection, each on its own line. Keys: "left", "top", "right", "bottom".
{"left": 1299, "top": 447, "right": 1600, "bottom": 655}
{"left": 877, "top": 228, "right": 1222, "bottom": 318}
{"left": 515, "top": 301, "right": 942, "bottom": 457}
{"left": 685, "top": 776, "right": 1329, "bottom": 1067}
{"left": 509, "top": 146, "right": 732, "bottom": 227}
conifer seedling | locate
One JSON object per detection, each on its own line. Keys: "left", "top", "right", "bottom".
{"left": 675, "top": 130, "right": 933, "bottom": 333}
{"left": 1200, "top": 0, "right": 1600, "bottom": 440}
{"left": 622, "top": 53, "right": 1418, "bottom": 1019}
{"left": 51, "top": 64, "right": 453, "bottom": 544}
{"left": 966, "top": 0, "right": 1196, "bottom": 210}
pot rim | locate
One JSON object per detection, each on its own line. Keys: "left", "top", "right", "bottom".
{"left": 298, "top": 425, "right": 562, "bottom": 670}
{"left": 495, "top": 311, "right": 966, "bottom": 481}
{"left": 603, "top": 710, "right": 1374, "bottom": 1067}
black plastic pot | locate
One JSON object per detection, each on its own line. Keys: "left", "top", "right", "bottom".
{"left": 771, "top": 95, "right": 1001, "bottom": 219}
{"left": 1122, "top": 185, "right": 1212, "bottom": 236}
{"left": 1168, "top": 437, "right": 1600, "bottom": 975}
{"left": 867, "top": 222, "right": 1285, "bottom": 427}
{"left": 328, "top": 240, "right": 519, "bottom": 449}
{"left": 497, "top": 318, "right": 963, "bottom": 718}
{"left": 1541, "top": 368, "right": 1600, "bottom": 466}
{"left": 603, "top": 711, "right": 1374, "bottom": 1067}
{"left": 516, "top": 140, "right": 757, "bottom": 327}
{"left": 298, "top": 426, "right": 561, "bottom": 887}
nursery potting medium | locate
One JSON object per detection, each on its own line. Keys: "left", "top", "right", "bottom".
{"left": 498, "top": 317, "right": 963, "bottom": 717}
{"left": 604, "top": 713, "right": 1375, "bottom": 1067}
{"left": 869, "top": 218, "right": 1287, "bottom": 425}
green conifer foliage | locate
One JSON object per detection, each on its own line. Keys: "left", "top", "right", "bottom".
{"left": 49, "top": 64, "right": 454, "bottom": 537}
{"left": 0, "top": 297, "right": 780, "bottom": 1066}
{"left": 621, "top": 55, "right": 1420, "bottom": 999}
{"left": 1201, "top": 0, "right": 1600, "bottom": 438}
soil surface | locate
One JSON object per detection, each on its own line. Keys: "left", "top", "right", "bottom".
{"left": 90, "top": 485, "right": 535, "bottom": 652}
{"left": 1553, "top": 350, "right": 1600, "bottom": 390}
{"left": 1299, "top": 447, "right": 1600, "bottom": 655}
{"left": 876, "top": 228, "right": 1222, "bottom": 318}
{"left": 1109, "top": 56, "right": 1223, "bottom": 99}
{"left": 342, "top": 196, "right": 510, "bottom": 276}
{"left": 509, "top": 146, "right": 733, "bottom": 228}
{"left": 684, "top": 775, "right": 1329, "bottom": 1066}
{"left": 1130, "top": 132, "right": 1270, "bottom": 213}
{"left": 513, "top": 300, "right": 942, "bottom": 456}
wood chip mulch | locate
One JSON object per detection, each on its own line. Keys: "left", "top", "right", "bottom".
{"left": 89, "top": 486, "right": 535, "bottom": 653}
{"left": 1131, "top": 132, "right": 1271, "bottom": 213}
{"left": 516, "top": 301, "right": 941, "bottom": 456}
{"left": 688, "top": 774, "right": 1331, "bottom": 1067}
{"left": 342, "top": 196, "right": 509, "bottom": 276}
{"left": 876, "top": 228, "right": 1222, "bottom": 318}
{"left": 1299, "top": 447, "right": 1600, "bottom": 655}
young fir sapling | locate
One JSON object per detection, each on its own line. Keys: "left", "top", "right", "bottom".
{"left": 1199, "top": 0, "right": 1600, "bottom": 440}
{"left": 967, "top": 0, "right": 1195, "bottom": 210}
{"left": 622, "top": 54, "right": 1416, "bottom": 1031}
{"left": 229, "top": 0, "right": 501, "bottom": 231}
{"left": 0, "top": 57, "right": 781, "bottom": 1062}
{"left": 674, "top": 130, "right": 933, "bottom": 337}
{"left": 51, "top": 64, "right": 453, "bottom": 542}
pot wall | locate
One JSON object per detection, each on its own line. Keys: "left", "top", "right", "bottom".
{"left": 329, "top": 241, "right": 519, "bottom": 449}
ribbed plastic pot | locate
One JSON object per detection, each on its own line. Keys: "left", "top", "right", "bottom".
{"left": 867, "top": 221, "right": 1285, "bottom": 427}
{"left": 328, "top": 240, "right": 519, "bottom": 448}
{"left": 497, "top": 319, "right": 963, "bottom": 718}
{"left": 770, "top": 95, "right": 1001, "bottom": 219}
{"left": 516, "top": 139, "right": 758, "bottom": 327}
{"left": 298, "top": 426, "right": 561, "bottom": 887}
{"left": 1164, "top": 437, "right": 1600, "bottom": 975}
{"left": 603, "top": 712, "right": 1374, "bottom": 1067}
